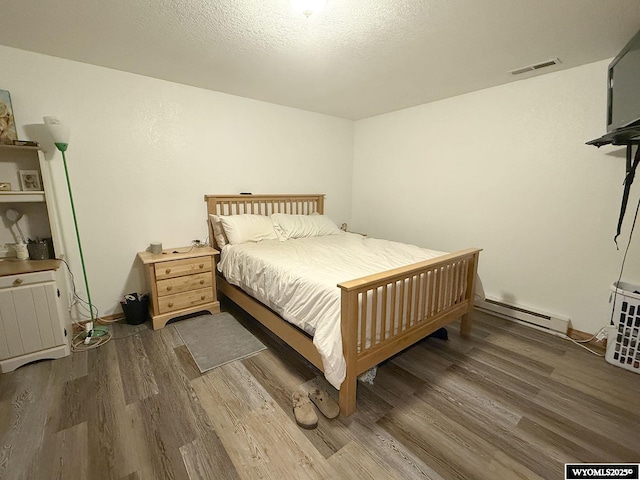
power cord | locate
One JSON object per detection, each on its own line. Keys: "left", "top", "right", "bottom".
{"left": 96, "top": 315, "right": 125, "bottom": 325}
{"left": 609, "top": 191, "right": 640, "bottom": 326}
{"left": 60, "top": 258, "right": 100, "bottom": 321}
{"left": 61, "top": 259, "right": 151, "bottom": 351}
{"left": 60, "top": 258, "right": 110, "bottom": 349}
{"left": 562, "top": 327, "right": 607, "bottom": 357}
{"left": 192, "top": 237, "right": 209, "bottom": 248}
{"left": 71, "top": 329, "right": 112, "bottom": 352}
{"left": 489, "top": 315, "right": 608, "bottom": 357}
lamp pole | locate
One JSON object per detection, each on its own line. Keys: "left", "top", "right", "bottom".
{"left": 55, "top": 141, "right": 95, "bottom": 324}
{"left": 44, "top": 116, "right": 105, "bottom": 340}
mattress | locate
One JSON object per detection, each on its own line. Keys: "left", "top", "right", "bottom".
{"left": 217, "top": 232, "right": 450, "bottom": 390}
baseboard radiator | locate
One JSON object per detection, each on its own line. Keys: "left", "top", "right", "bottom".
{"left": 476, "top": 297, "right": 570, "bottom": 335}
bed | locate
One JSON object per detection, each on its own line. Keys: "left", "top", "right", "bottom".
{"left": 204, "top": 194, "right": 481, "bottom": 416}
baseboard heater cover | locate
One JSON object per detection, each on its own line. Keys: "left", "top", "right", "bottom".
{"left": 476, "top": 297, "right": 570, "bottom": 334}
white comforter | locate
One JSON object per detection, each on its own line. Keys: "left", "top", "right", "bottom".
{"left": 218, "top": 232, "right": 450, "bottom": 389}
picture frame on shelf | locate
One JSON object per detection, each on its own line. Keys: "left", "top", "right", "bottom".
{"left": 19, "top": 170, "right": 41, "bottom": 191}
{"left": 0, "top": 90, "right": 18, "bottom": 145}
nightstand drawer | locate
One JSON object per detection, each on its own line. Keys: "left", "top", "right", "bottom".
{"left": 158, "top": 287, "right": 214, "bottom": 314}
{"left": 154, "top": 257, "right": 212, "bottom": 280}
{"left": 156, "top": 272, "right": 212, "bottom": 297}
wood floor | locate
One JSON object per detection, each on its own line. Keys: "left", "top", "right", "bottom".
{"left": 1, "top": 302, "right": 639, "bottom": 480}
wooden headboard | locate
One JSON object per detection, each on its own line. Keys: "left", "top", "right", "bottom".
{"left": 204, "top": 194, "right": 325, "bottom": 248}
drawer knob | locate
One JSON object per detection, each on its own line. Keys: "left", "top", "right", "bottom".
{"left": 168, "top": 302, "right": 174, "bottom": 308}
{"left": 165, "top": 268, "right": 171, "bottom": 274}
{"left": 167, "top": 286, "right": 172, "bottom": 291}
{"left": 14, "top": 278, "right": 24, "bottom": 285}
{"left": 198, "top": 263, "right": 204, "bottom": 269}
{"left": 199, "top": 279, "right": 204, "bottom": 285}
{"left": 200, "top": 295, "right": 205, "bottom": 300}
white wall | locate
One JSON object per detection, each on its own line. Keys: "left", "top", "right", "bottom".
{"left": 3, "top": 45, "right": 637, "bottom": 335}
{"left": 352, "top": 60, "right": 640, "bottom": 334}
{"left": 0, "top": 46, "right": 354, "bottom": 318}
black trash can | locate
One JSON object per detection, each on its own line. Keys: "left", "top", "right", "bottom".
{"left": 120, "top": 293, "right": 149, "bottom": 325}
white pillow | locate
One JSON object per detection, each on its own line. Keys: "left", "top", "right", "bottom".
{"left": 218, "top": 214, "right": 278, "bottom": 245}
{"left": 209, "top": 214, "right": 228, "bottom": 248}
{"left": 271, "top": 213, "right": 341, "bottom": 241}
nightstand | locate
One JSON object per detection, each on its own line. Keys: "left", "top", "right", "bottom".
{"left": 137, "top": 246, "right": 220, "bottom": 330}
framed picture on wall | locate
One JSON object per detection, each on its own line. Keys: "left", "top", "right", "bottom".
{"left": 19, "top": 170, "right": 41, "bottom": 191}
{"left": 0, "top": 90, "right": 18, "bottom": 145}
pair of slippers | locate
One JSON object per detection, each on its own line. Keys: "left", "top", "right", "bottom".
{"left": 291, "top": 388, "right": 339, "bottom": 429}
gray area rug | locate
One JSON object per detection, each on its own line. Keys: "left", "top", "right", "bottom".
{"left": 174, "top": 312, "right": 266, "bottom": 373}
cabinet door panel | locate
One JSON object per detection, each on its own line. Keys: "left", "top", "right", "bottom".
{"left": 46, "top": 283, "right": 64, "bottom": 346}
{"left": 0, "top": 290, "right": 13, "bottom": 358}
{"left": 0, "top": 290, "right": 24, "bottom": 358}
{"left": 13, "top": 287, "right": 44, "bottom": 354}
{"left": 33, "top": 284, "right": 56, "bottom": 349}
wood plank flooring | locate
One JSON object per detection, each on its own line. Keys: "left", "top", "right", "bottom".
{"left": 1, "top": 303, "right": 639, "bottom": 479}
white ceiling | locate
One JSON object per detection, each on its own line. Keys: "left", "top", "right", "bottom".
{"left": 1, "top": 0, "right": 640, "bottom": 120}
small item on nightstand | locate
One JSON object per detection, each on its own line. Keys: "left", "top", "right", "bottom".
{"left": 15, "top": 242, "right": 28, "bottom": 260}
{"left": 149, "top": 242, "right": 162, "bottom": 254}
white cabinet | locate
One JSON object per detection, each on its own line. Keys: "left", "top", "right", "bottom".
{"left": 0, "top": 144, "right": 70, "bottom": 371}
{"left": 0, "top": 264, "right": 70, "bottom": 372}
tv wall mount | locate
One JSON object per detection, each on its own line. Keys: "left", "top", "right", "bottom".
{"left": 588, "top": 138, "right": 640, "bottom": 246}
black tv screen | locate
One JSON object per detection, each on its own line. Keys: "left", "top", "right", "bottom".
{"left": 608, "top": 29, "right": 640, "bottom": 133}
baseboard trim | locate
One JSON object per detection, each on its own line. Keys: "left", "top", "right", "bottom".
{"left": 72, "top": 313, "right": 125, "bottom": 333}
{"left": 567, "top": 327, "right": 607, "bottom": 352}
{"left": 97, "top": 313, "right": 125, "bottom": 324}
{"left": 476, "top": 297, "right": 569, "bottom": 334}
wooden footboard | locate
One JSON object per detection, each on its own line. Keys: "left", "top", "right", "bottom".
{"left": 337, "top": 248, "right": 481, "bottom": 415}
{"left": 205, "top": 193, "right": 481, "bottom": 417}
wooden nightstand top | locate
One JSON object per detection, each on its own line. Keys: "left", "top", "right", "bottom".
{"left": 137, "top": 246, "right": 218, "bottom": 265}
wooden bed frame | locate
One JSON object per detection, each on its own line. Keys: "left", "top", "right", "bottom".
{"left": 205, "top": 194, "right": 481, "bottom": 416}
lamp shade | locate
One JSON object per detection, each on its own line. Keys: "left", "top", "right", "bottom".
{"left": 43, "top": 116, "right": 70, "bottom": 145}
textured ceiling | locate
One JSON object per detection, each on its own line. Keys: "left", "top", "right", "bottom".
{"left": 1, "top": 0, "right": 640, "bottom": 119}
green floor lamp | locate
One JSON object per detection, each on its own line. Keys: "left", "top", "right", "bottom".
{"left": 44, "top": 116, "right": 106, "bottom": 342}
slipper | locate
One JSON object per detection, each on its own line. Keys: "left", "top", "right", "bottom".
{"left": 308, "top": 389, "right": 339, "bottom": 419}
{"left": 292, "top": 392, "right": 318, "bottom": 429}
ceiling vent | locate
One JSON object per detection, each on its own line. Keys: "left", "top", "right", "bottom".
{"left": 508, "top": 58, "right": 561, "bottom": 76}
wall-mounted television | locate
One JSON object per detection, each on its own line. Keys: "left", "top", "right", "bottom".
{"left": 588, "top": 28, "right": 640, "bottom": 146}
{"left": 608, "top": 29, "right": 640, "bottom": 133}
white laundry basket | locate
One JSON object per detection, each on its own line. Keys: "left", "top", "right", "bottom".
{"left": 606, "top": 281, "right": 640, "bottom": 374}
